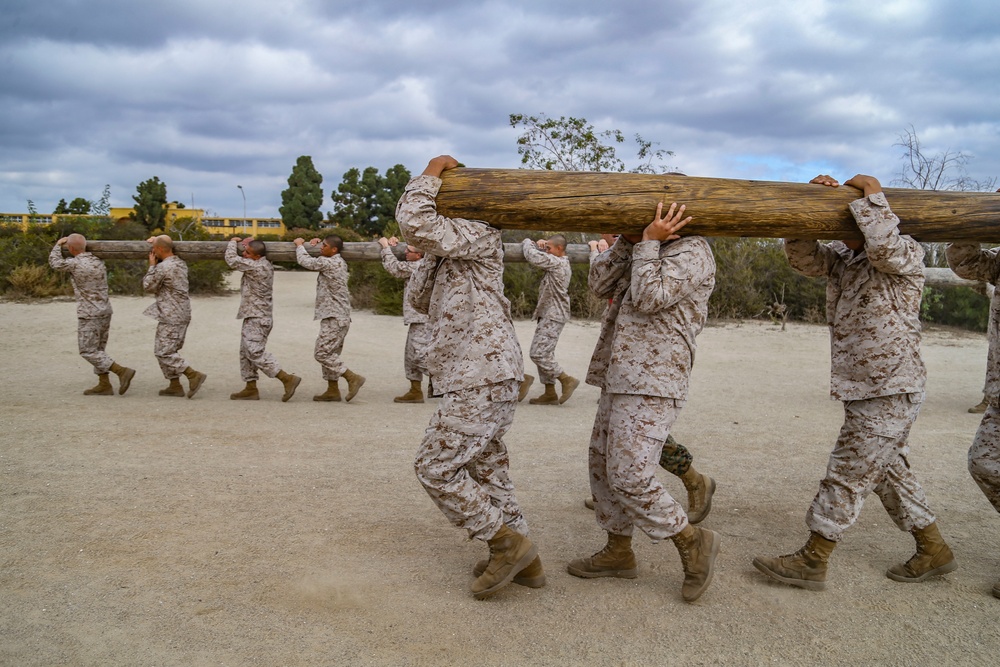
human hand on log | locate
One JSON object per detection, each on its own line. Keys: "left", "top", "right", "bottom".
{"left": 378, "top": 237, "right": 389, "bottom": 248}
{"left": 422, "top": 155, "right": 460, "bottom": 179}
{"left": 293, "top": 238, "right": 305, "bottom": 247}
{"left": 388, "top": 237, "right": 399, "bottom": 247}
{"left": 844, "top": 174, "right": 883, "bottom": 197}
{"left": 642, "top": 202, "right": 692, "bottom": 242}
{"left": 309, "top": 238, "right": 321, "bottom": 246}
{"left": 809, "top": 175, "right": 840, "bottom": 188}
{"left": 231, "top": 237, "right": 242, "bottom": 244}
{"left": 57, "top": 237, "right": 68, "bottom": 246}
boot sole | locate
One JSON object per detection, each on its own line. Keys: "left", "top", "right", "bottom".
{"left": 473, "top": 560, "right": 547, "bottom": 588}
{"left": 118, "top": 368, "right": 136, "bottom": 395}
{"left": 885, "top": 559, "right": 958, "bottom": 583}
{"left": 558, "top": 378, "right": 579, "bottom": 404}
{"left": 752, "top": 557, "right": 826, "bottom": 591}
{"left": 313, "top": 395, "right": 342, "bottom": 402}
{"left": 688, "top": 477, "right": 716, "bottom": 525}
{"left": 566, "top": 564, "right": 638, "bottom": 579}
{"left": 346, "top": 377, "right": 366, "bottom": 402}
{"left": 472, "top": 543, "right": 539, "bottom": 600}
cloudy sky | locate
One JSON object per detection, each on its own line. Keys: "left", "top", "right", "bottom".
{"left": 2, "top": 0, "right": 998, "bottom": 217}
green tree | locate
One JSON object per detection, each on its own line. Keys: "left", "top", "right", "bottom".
{"left": 132, "top": 177, "right": 168, "bottom": 231}
{"left": 53, "top": 199, "right": 69, "bottom": 215}
{"left": 67, "top": 197, "right": 91, "bottom": 215}
{"left": 509, "top": 113, "right": 673, "bottom": 173}
{"left": 279, "top": 155, "right": 324, "bottom": 230}
{"left": 327, "top": 163, "right": 411, "bottom": 237}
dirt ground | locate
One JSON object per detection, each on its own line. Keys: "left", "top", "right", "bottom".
{"left": 1, "top": 270, "right": 998, "bottom": 666}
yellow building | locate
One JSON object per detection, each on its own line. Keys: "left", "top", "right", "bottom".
{"left": 1, "top": 205, "right": 287, "bottom": 237}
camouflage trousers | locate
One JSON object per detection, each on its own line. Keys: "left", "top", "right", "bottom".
{"left": 414, "top": 379, "right": 528, "bottom": 541}
{"left": 404, "top": 322, "right": 431, "bottom": 382}
{"left": 969, "top": 401, "right": 1000, "bottom": 513}
{"left": 240, "top": 317, "right": 281, "bottom": 382}
{"left": 529, "top": 317, "right": 565, "bottom": 385}
{"left": 589, "top": 391, "right": 688, "bottom": 541}
{"left": 153, "top": 321, "right": 189, "bottom": 379}
{"left": 315, "top": 318, "right": 348, "bottom": 381}
{"left": 660, "top": 433, "right": 693, "bottom": 476}
{"left": 807, "top": 393, "right": 935, "bottom": 542}
{"left": 78, "top": 315, "right": 113, "bottom": 374}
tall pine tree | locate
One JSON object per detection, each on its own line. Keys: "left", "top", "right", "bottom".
{"left": 279, "top": 156, "right": 324, "bottom": 230}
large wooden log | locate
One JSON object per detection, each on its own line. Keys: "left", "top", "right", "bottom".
{"left": 435, "top": 169, "right": 1000, "bottom": 242}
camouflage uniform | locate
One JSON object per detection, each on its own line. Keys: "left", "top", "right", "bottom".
{"left": 380, "top": 246, "right": 431, "bottom": 383}
{"left": 296, "top": 245, "right": 352, "bottom": 381}
{"left": 142, "top": 255, "right": 192, "bottom": 379}
{"left": 522, "top": 238, "right": 571, "bottom": 385}
{"left": 588, "top": 246, "right": 695, "bottom": 476}
{"left": 946, "top": 243, "right": 1000, "bottom": 511}
{"left": 225, "top": 240, "right": 283, "bottom": 382}
{"left": 586, "top": 235, "right": 716, "bottom": 541}
{"left": 48, "top": 243, "right": 115, "bottom": 374}
{"left": 785, "top": 192, "right": 935, "bottom": 542}
{"left": 397, "top": 174, "right": 528, "bottom": 540}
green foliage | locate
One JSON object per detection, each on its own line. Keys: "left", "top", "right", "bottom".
{"left": 132, "top": 177, "right": 168, "bottom": 231}
{"left": 707, "top": 238, "right": 827, "bottom": 321}
{"left": 328, "top": 164, "right": 410, "bottom": 237}
{"left": 510, "top": 113, "right": 673, "bottom": 173}
{"left": 53, "top": 199, "right": 69, "bottom": 214}
{"left": 5, "top": 263, "right": 66, "bottom": 298}
{"left": 280, "top": 156, "right": 324, "bottom": 230}
{"left": 921, "top": 285, "right": 989, "bottom": 331}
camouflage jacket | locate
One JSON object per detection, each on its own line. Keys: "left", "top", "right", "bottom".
{"left": 785, "top": 192, "right": 926, "bottom": 401}
{"left": 296, "top": 246, "right": 351, "bottom": 324}
{"left": 225, "top": 240, "right": 273, "bottom": 319}
{"left": 586, "top": 235, "right": 715, "bottom": 398}
{"left": 522, "top": 238, "right": 571, "bottom": 322}
{"left": 48, "top": 244, "right": 112, "bottom": 319}
{"left": 380, "top": 246, "right": 428, "bottom": 325}
{"left": 142, "top": 255, "right": 191, "bottom": 324}
{"left": 947, "top": 242, "right": 1000, "bottom": 398}
{"left": 396, "top": 174, "right": 524, "bottom": 394}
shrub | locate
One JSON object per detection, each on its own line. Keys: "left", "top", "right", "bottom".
{"left": 5, "top": 263, "right": 67, "bottom": 298}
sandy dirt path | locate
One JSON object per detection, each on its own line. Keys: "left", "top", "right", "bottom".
{"left": 1, "top": 271, "right": 997, "bottom": 666}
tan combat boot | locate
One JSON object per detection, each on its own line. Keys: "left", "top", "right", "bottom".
{"left": 567, "top": 532, "right": 638, "bottom": 579}
{"left": 470, "top": 524, "right": 538, "bottom": 599}
{"left": 110, "top": 362, "right": 136, "bottom": 395}
{"left": 529, "top": 383, "right": 559, "bottom": 405}
{"left": 276, "top": 370, "right": 301, "bottom": 402}
{"left": 83, "top": 373, "right": 114, "bottom": 396}
{"left": 183, "top": 367, "right": 207, "bottom": 399}
{"left": 969, "top": 395, "right": 989, "bottom": 414}
{"left": 230, "top": 381, "right": 259, "bottom": 400}
{"left": 673, "top": 524, "right": 721, "bottom": 602}
{"left": 394, "top": 380, "right": 424, "bottom": 403}
{"left": 886, "top": 521, "right": 958, "bottom": 582}
{"left": 473, "top": 554, "right": 546, "bottom": 588}
{"left": 313, "top": 380, "right": 342, "bottom": 402}
{"left": 679, "top": 467, "right": 717, "bottom": 525}
{"left": 584, "top": 496, "right": 596, "bottom": 510}
{"left": 158, "top": 378, "right": 185, "bottom": 397}
{"left": 557, "top": 372, "right": 580, "bottom": 404}
{"left": 342, "top": 369, "right": 366, "bottom": 402}
{"left": 753, "top": 532, "right": 836, "bottom": 591}
{"left": 518, "top": 374, "right": 534, "bottom": 402}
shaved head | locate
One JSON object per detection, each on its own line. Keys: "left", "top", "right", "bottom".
{"left": 547, "top": 234, "right": 567, "bottom": 250}
{"left": 66, "top": 233, "right": 87, "bottom": 254}
{"left": 152, "top": 234, "right": 173, "bottom": 251}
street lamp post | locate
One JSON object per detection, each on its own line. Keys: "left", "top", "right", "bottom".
{"left": 237, "top": 184, "right": 246, "bottom": 232}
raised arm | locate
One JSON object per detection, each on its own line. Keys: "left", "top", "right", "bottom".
{"left": 521, "top": 238, "right": 564, "bottom": 271}
{"left": 946, "top": 243, "right": 1000, "bottom": 284}
{"left": 845, "top": 175, "right": 924, "bottom": 276}
{"left": 224, "top": 238, "right": 256, "bottom": 271}
{"left": 396, "top": 156, "right": 501, "bottom": 261}
{"left": 48, "top": 238, "right": 73, "bottom": 271}
{"left": 589, "top": 236, "right": 634, "bottom": 299}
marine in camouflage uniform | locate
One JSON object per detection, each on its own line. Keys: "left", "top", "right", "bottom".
{"left": 521, "top": 236, "right": 580, "bottom": 405}
{"left": 379, "top": 238, "right": 431, "bottom": 403}
{"left": 295, "top": 236, "right": 365, "bottom": 402}
{"left": 581, "top": 240, "right": 716, "bottom": 523}
{"left": 225, "top": 238, "right": 300, "bottom": 402}
{"left": 754, "top": 174, "right": 956, "bottom": 591}
{"left": 396, "top": 155, "right": 543, "bottom": 600}
{"left": 142, "top": 235, "right": 206, "bottom": 398}
{"left": 946, "top": 241, "right": 1000, "bottom": 599}
{"left": 568, "top": 203, "right": 720, "bottom": 603}
{"left": 48, "top": 234, "right": 135, "bottom": 395}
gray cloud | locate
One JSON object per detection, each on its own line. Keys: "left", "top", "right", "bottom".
{"left": 1, "top": 0, "right": 997, "bottom": 217}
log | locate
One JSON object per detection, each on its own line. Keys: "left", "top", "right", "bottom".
{"left": 435, "top": 169, "right": 1000, "bottom": 242}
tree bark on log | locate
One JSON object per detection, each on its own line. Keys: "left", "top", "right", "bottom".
{"left": 435, "top": 169, "right": 1000, "bottom": 242}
